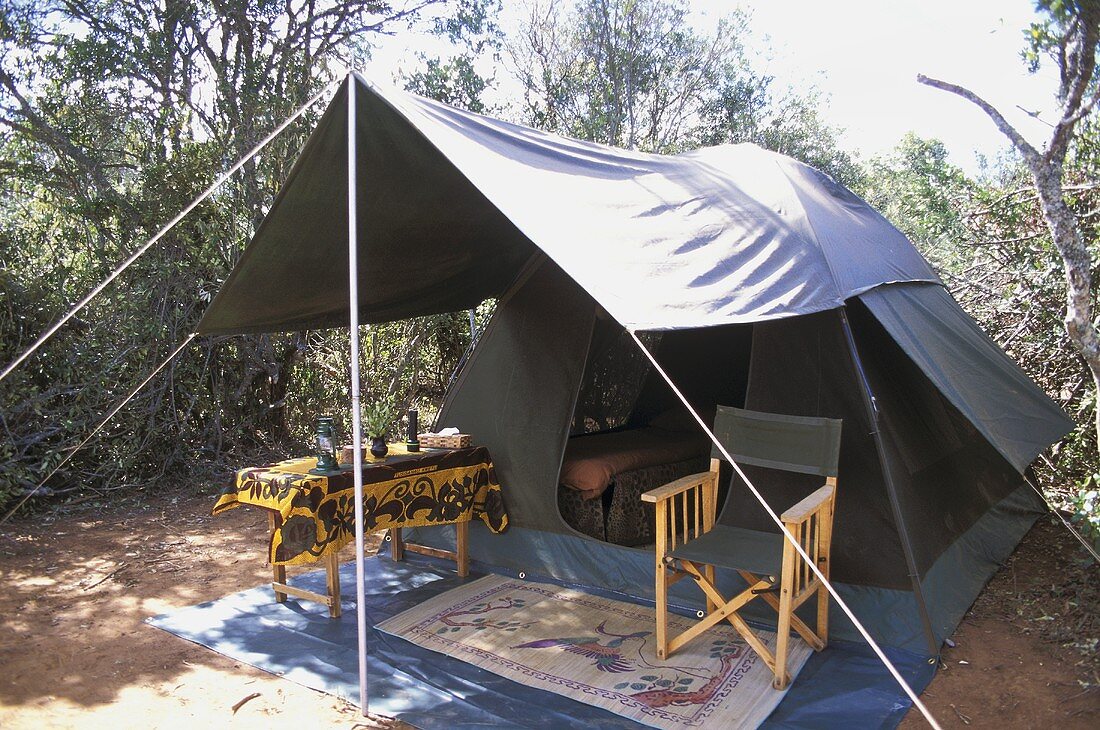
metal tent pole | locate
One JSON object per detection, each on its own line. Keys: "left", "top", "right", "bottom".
{"left": 838, "top": 308, "right": 940, "bottom": 659}
{"left": 346, "top": 72, "right": 369, "bottom": 715}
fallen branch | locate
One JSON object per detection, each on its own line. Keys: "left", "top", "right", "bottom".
{"left": 949, "top": 703, "right": 973, "bottom": 725}
{"left": 231, "top": 692, "right": 261, "bottom": 714}
{"left": 82, "top": 563, "right": 126, "bottom": 591}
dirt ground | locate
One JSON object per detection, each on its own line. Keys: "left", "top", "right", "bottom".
{"left": 0, "top": 488, "right": 1096, "bottom": 729}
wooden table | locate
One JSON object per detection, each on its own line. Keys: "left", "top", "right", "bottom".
{"left": 213, "top": 444, "right": 508, "bottom": 617}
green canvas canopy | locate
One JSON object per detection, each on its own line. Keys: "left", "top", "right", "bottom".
{"left": 198, "top": 75, "right": 1072, "bottom": 656}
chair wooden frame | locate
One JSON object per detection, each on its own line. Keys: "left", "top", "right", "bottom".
{"left": 641, "top": 415, "right": 839, "bottom": 690}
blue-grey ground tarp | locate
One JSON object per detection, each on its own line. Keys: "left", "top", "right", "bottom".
{"left": 148, "top": 553, "right": 934, "bottom": 729}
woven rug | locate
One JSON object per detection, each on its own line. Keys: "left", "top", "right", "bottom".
{"left": 376, "top": 575, "right": 812, "bottom": 729}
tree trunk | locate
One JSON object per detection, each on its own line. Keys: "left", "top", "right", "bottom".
{"left": 1032, "top": 164, "right": 1100, "bottom": 448}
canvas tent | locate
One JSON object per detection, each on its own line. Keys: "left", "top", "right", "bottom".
{"left": 197, "top": 74, "right": 1072, "bottom": 659}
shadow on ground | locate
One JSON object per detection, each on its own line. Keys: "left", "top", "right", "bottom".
{"left": 0, "top": 487, "right": 394, "bottom": 728}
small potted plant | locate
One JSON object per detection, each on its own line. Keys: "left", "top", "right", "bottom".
{"left": 363, "top": 399, "right": 395, "bottom": 458}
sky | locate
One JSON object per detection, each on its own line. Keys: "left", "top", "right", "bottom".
{"left": 363, "top": 0, "right": 1058, "bottom": 175}
{"left": 720, "top": 0, "right": 1056, "bottom": 173}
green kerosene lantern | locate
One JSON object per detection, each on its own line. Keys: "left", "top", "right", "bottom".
{"left": 311, "top": 416, "right": 340, "bottom": 474}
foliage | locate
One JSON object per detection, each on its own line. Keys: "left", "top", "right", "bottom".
{"left": 404, "top": 54, "right": 493, "bottom": 113}
{"left": 403, "top": 0, "right": 502, "bottom": 113}
{"left": 505, "top": 0, "right": 858, "bottom": 184}
{"left": 362, "top": 398, "right": 397, "bottom": 439}
{"left": 858, "top": 134, "right": 976, "bottom": 261}
{"left": 0, "top": 0, "right": 489, "bottom": 511}
{"left": 1065, "top": 475, "right": 1100, "bottom": 549}
{"left": 919, "top": 0, "right": 1100, "bottom": 457}
{"left": 693, "top": 71, "right": 863, "bottom": 187}
{"left": 510, "top": 0, "right": 739, "bottom": 151}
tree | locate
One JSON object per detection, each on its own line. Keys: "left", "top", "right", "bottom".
{"left": 403, "top": 0, "right": 503, "bottom": 114}
{"left": 694, "top": 76, "right": 863, "bottom": 187}
{"left": 508, "top": 0, "right": 745, "bottom": 152}
{"left": 507, "top": 0, "right": 859, "bottom": 185}
{"left": 859, "top": 133, "right": 976, "bottom": 269}
{"left": 918, "top": 0, "right": 1100, "bottom": 449}
{"left": 0, "top": 0, "right": 483, "bottom": 508}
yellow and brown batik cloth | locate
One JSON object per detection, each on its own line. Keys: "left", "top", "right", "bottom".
{"left": 213, "top": 445, "right": 508, "bottom": 566}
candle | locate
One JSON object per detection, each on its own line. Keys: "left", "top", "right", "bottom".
{"left": 407, "top": 408, "right": 420, "bottom": 451}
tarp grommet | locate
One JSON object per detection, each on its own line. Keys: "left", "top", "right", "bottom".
{"left": 696, "top": 610, "right": 705, "bottom": 619}
{"left": 518, "top": 571, "right": 526, "bottom": 580}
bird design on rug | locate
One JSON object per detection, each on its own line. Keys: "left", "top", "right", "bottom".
{"left": 511, "top": 620, "right": 649, "bottom": 673}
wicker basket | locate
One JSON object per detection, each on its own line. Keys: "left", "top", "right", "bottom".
{"left": 418, "top": 433, "right": 472, "bottom": 449}
{"left": 339, "top": 445, "right": 365, "bottom": 464}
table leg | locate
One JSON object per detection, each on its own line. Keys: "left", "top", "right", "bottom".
{"left": 456, "top": 520, "right": 469, "bottom": 577}
{"left": 390, "top": 527, "right": 405, "bottom": 562}
{"left": 268, "top": 511, "right": 287, "bottom": 604}
{"left": 325, "top": 550, "right": 342, "bottom": 618}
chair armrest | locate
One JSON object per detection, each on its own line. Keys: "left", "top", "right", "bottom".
{"left": 640, "top": 471, "right": 715, "bottom": 504}
{"left": 781, "top": 484, "right": 834, "bottom": 523}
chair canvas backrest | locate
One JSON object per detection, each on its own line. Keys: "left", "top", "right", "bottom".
{"left": 710, "top": 406, "right": 842, "bottom": 477}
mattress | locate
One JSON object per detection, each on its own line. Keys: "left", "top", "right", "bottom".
{"left": 559, "top": 426, "right": 709, "bottom": 500}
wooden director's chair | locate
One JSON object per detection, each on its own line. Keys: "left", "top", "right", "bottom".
{"left": 641, "top": 406, "right": 842, "bottom": 690}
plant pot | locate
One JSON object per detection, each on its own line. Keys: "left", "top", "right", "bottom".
{"left": 369, "top": 436, "right": 388, "bottom": 458}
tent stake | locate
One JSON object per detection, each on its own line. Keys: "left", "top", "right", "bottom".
{"left": 346, "top": 72, "right": 369, "bottom": 716}
{"left": 838, "top": 308, "right": 940, "bottom": 660}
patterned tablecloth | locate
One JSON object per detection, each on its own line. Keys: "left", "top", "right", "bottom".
{"left": 213, "top": 445, "right": 508, "bottom": 566}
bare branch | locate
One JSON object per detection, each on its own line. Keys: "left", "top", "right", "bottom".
{"left": 1047, "top": 8, "right": 1100, "bottom": 163}
{"left": 917, "top": 73, "right": 1042, "bottom": 165}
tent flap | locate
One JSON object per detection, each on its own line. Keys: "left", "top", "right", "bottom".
{"left": 198, "top": 75, "right": 940, "bottom": 335}
{"left": 857, "top": 283, "right": 1073, "bottom": 473}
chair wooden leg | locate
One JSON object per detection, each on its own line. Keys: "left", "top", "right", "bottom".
{"left": 816, "top": 583, "right": 829, "bottom": 647}
{"left": 773, "top": 532, "right": 797, "bottom": 689}
{"left": 655, "top": 503, "right": 669, "bottom": 659}
{"left": 655, "top": 560, "right": 669, "bottom": 659}
{"left": 817, "top": 511, "right": 832, "bottom": 645}
{"left": 704, "top": 564, "right": 716, "bottom": 614}
{"left": 756, "top": 589, "right": 825, "bottom": 651}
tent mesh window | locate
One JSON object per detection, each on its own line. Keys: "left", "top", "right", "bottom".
{"left": 570, "top": 325, "right": 661, "bottom": 434}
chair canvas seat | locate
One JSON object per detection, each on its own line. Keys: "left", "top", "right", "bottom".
{"left": 668, "top": 525, "right": 783, "bottom": 577}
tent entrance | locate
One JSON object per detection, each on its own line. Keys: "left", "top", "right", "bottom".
{"left": 557, "top": 318, "right": 754, "bottom": 546}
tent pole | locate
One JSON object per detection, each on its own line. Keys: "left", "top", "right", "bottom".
{"left": 838, "top": 308, "right": 940, "bottom": 660}
{"left": 346, "top": 72, "right": 369, "bottom": 715}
